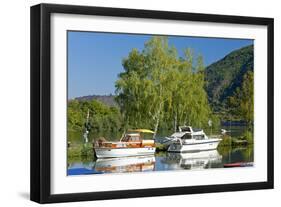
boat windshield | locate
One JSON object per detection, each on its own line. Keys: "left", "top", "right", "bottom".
{"left": 121, "top": 133, "right": 141, "bottom": 142}
{"left": 182, "top": 133, "right": 192, "bottom": 139}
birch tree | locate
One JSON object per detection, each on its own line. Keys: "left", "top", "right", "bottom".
{"left": 115, "top": 36, "right": 213, "bottom": 137}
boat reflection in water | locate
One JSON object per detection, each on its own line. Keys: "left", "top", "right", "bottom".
{"left": 162, "top": 150, "right": 222, "bottom": 170}
{"left": 94, "top": 155, "right": 155, "bottom": 173}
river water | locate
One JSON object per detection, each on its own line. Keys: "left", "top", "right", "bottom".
{"left": 67, "top": 126, "right": 253, "bottom": 175}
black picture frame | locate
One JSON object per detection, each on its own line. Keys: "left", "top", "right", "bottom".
{"left": 30, "top": 3, "right": 274, "bottom": 204}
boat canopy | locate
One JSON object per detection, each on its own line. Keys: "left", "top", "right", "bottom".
{"left": 128, "top": 129, "right": 155, "bottom": 134}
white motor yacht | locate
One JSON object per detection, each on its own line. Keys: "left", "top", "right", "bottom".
{"left": 167, "top": 126, "right": 222, "bottom": 152}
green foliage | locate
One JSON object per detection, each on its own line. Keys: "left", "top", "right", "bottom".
{"left": 205, "top": 45, "right": 254, "bottom": 113}
{"left": 115, "top": 36, "right": 213, "bottom": 135}
{"left": 218, "top": 127, "right": 253, "bottom": 148}
{"left": 67, "top": 143, "right": 94, "bottom": 159}
{"left": 67, "top": 99, "right": 123, "bottom": 143}
{"left": 218, "top": 135, "right": 233, "bottom": 147}
{"left": 241, "top": 130, "right": 254, "bottom": 144}
{"left": 227, "top": 71, "right": 254, "bottom": 124}
{"left": 80, "top": 144, "right": 94, "bottom": 157}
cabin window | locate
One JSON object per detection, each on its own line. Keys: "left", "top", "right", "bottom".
{"left": 122, "top": 135, "right": 130, "bottom": 142}
{"left": 122, "top": 134, "right": 141, "bottom": 142}
{"left": 182, "top": 133, "right": 192, "bottom": 139}
{"left": 131, "top": 136, "right": 139, "bottom": 142}
{"left": 193, "top": 135, "right": 205, "bottom": 140}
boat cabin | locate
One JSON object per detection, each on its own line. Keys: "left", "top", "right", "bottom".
{"left": 94, "top": 129, "right": 155, "bottom": 150}
{"left": 181, "top": 133, "right": 205, "bottom": 140}
{"left": 121, "top": 133, "right": 142, "bottom": 142}
{"left": 179, "top": 126, "right": 203, "bottom": 133}
{"left": 178, "top": 126, "right": 206, "bottom": 140}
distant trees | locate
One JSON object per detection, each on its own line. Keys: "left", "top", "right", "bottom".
{"left": 227, "top": 71, "right": 254, "bottom": 124}
{"left": 115, "top": 36, "right": 213, "bottom": 136}
{"left": 67, "top": 99, "right": 123, "bottom": 142}
{"left": 205, "top": 44, "right": 254, "bottom": 111}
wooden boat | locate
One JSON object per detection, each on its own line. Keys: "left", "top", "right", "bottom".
{"left": 93, "top": 129, "right": 156, "bottom": 158}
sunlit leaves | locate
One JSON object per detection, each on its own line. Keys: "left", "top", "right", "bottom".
{"left": 115, "top": 36, "right": 213, "bottom": 134}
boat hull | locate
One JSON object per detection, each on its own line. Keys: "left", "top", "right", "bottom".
{"left": 94, "top": 147, "right": 156, "bottom": 158}
{"left": 168, "top": 139, "right": 221, "bottom": 152}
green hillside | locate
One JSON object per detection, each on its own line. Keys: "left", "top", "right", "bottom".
{"left": 205, "top": 44, "right": 253, "bottom": 113}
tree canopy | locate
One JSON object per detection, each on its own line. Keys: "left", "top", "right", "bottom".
{"left": 115, "top": 36, "right": 213, "bottom": 136}
{"left": 227, "top": 71, "right": 254, "bottom": 124}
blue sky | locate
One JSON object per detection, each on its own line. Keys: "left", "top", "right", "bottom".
{"left": 68, "top": 31, "right": 253, "bottom": 99}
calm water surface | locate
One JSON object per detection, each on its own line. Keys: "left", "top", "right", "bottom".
{"left": 67, "top": 126, "right": 253, "bottom": 175}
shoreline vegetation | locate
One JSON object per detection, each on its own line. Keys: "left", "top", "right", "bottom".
{"left": 67, "top": 36, "right": 254, "bottom": 159}
{"left": 67, "top": 142, "right": 254, "bottom": 159}
{"left": 67, "top": 131, "right": 254, "bottom": 158}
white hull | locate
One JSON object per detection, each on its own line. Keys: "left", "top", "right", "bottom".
{"left": 168, "top": 138, "right": 221, "bottom": 152}
{"left": 94, "top": 147, "right": 156, "bottom": 158}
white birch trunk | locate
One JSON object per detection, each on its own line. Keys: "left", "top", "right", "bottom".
{"left": 174, "top": 112, "right": 177, "bottom": 132}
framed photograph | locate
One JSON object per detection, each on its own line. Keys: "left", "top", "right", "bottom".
{"left": 30, "top": 3, "right": 274, "bottom": 203}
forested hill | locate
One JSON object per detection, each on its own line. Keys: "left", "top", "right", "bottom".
{"left": 205, "top": 44, "right": 253, "bottom": 111}
{"left": 75, "top": 95, "right": 117, "bottom": 107}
